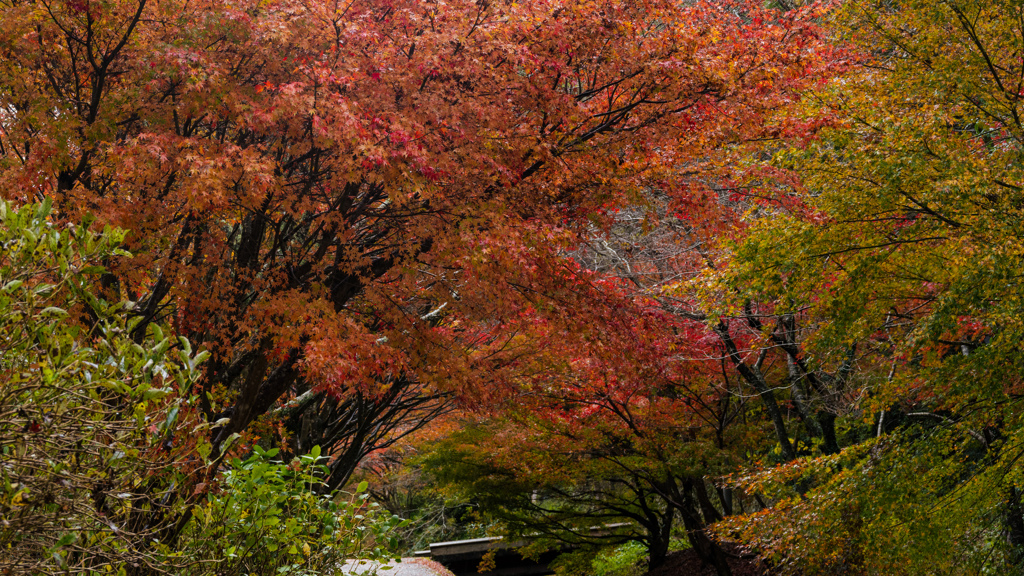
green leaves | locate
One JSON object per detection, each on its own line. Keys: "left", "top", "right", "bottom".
{"left": 179, "top": 445, "right": 405, "bottom": 576}
{"left": 0, "top": 201, "right": 208, "bottom": 575}
{"left": 715, "top": 0, "right": 1024, "bottom": 572}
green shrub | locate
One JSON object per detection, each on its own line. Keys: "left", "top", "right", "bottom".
{"left": 174, "top": 445, "right": 405, "bottom": 576}
{"left": 550, "top": 549, "right": 599, "bottom": 576}
{"left": 591, "top": 541, "right": 648, "bottom": 576}
{"left": 0, "top": 200, "right": 207, "bottom": 575}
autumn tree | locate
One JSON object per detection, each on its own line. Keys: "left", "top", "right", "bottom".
{"left": 573, "top": 189, "right": 855, "bottom": 464}
{"left": 422, "top": 172, "right": 866, "bottom": 575}
{"left": 0, "top": 0, "right": 843, "bottom": 521}
{"left": 421, "top": 278, "right": 751, "bottom": 573}
{"left": 710, "top": 0, "right": 1024, "bottom": 572}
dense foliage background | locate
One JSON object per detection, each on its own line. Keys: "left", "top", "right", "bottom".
{"left": 2, "top": 0, "right": 1023, "bottom": 574}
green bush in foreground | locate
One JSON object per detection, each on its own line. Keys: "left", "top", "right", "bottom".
{"left": 176, "top": 445, "right": 405, "bottom": 576}
{"left": 0, "top": 199, "right": 201, "bottom": 574}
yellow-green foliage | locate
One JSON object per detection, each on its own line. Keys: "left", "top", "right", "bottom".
{"left": 714, "top": 0, "right": 1024, "bottom": 573}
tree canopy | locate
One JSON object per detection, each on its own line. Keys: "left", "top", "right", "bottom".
{"left": 5, "top": 0, "right": 1024, "bottom": 574}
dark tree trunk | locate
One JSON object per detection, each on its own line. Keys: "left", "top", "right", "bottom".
{"left": 647, "top": 514, "right": 673, "bottom": 570}
{"left": 677, "top": 479, "right": 732, "bottom": 576}
{"left": 816, "top": 410, "right": 840, "bottom": 455}
{"left": 1004, "top": 486, "right": 1024, "bottom": 567}
{"left": 715, "top": 322, "right": 795, "bottom": 461}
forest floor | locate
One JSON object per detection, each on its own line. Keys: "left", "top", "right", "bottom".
{"left": 644, "top": 549, "right": 765, "bottom": 576}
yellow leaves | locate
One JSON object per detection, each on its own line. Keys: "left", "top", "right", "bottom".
{"left": 711, "top": 3, "right": 1024, "bottom": 569}
{"left": 9, "top": 488, "right": 27, "bottom": 508}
